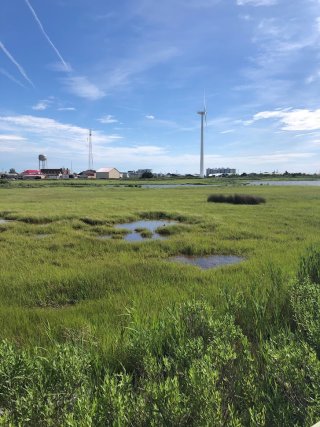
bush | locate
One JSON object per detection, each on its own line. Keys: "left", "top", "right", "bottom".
{"left": 291, "top": 279, "right": 320, "bottom": 354}
{"left": 207, "top": 194, "right": 266, "bottom": 205}
{"left": 297, "top": 244, "right": 320, "bottom": 285}
{"left": 140, "top": 171, "right": 154, "bottom": 179}
{"left": 262, "top": 333, "right": 320, "bottom": 426}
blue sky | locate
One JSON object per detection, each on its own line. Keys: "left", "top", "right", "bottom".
{"left": 1, "top": 0, "right": 320, "bottom": 174}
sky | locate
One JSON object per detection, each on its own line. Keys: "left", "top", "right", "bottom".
{"left": 1, "top": 0, "right": 320, "bottom": 174}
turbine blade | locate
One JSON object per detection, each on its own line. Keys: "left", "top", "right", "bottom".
{"left": 203, "top": 89, "right": 207, "bottom": 126}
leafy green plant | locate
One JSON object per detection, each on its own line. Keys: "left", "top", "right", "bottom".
{"left": 297, "top": 244, "right": 320, "bottom": 285}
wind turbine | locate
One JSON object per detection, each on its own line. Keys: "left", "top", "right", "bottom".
{"left": 197, "top": 94, "right": 207, "bottom": 178}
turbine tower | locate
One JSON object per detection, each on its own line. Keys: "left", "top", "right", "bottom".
{"left": 197, "top": 96, "right": 207, "bottom": 178}
{"left": 88, "top": 129, "right": 93, "bottom": 170}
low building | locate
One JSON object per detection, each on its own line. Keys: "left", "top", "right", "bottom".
{"left": 21, "top": 170, "right": 45, "bottom": 179}
{"left": 206, "top": 167, "right": 236, "bottom": 176}
{"left": 96, "top": 167, "right": 121, "bottom": 179}
{"left": 1, "top": 173, "right": 18, "bottom": 179}
{"left": 78, "top": 169, "right": 96, "bottom": 179}
{"left": 40, "top": 168, "right": 69, "bottom": 179}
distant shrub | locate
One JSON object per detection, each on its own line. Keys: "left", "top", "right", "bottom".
{"left": 140, "top": 171, "right": 154, "bottom": 179}
{"left": 207, "top": 194, "right": 266, "bottom": 205}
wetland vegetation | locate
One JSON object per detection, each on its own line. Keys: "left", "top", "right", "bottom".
{"left": 0, "top": 181, "right": 320, "bottom": 425}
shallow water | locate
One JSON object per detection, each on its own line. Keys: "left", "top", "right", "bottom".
{"left": 140, "top": 184, "right": 218, "bottom": 189}
{"left": 170, "top": 255, "right": 244, "bottom": 269}
{"left": 0, "top": 218, "right": 11, "bottom": 224}
{"left": 115, "top": 220, "right": 176, "bottom": 241}
{"left": 249, "top": 180, "right": 320, "bottom": 186}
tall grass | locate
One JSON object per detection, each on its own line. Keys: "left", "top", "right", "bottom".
{"left": 0, "top": 184, "right": 319, "bottom": 423}
{"left": 1, "top": 257, "right": 320, "bottom": 426}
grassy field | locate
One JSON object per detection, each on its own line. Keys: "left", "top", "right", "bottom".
{"left": 0, "top": 182, "right": 320, "bottom": 424}
{"left": 0, "top": 183, "right": 318, "bottom": 348}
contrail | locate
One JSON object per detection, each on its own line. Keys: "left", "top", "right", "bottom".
{"left": 0, "top": 41, "right": 34, "bottom": 87}
{"left": 25, "top": 0, "right": 70, "bottom": 72}
{"left": 0, "top": 68, "right": 26, "bottom": 88}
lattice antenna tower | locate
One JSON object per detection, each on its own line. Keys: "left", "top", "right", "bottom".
{"left": 88, "top": 129, "right": 93, "bottom": 170}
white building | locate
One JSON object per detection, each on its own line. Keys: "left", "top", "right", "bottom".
{"left": 96, "top": 167, "right": 121, "bottom": 179}
{"left": 206, "top": 167, "right": 236, "bottom": 176}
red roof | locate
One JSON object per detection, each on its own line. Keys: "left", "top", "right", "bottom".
{"left": 23, "top": 170, "right": 41, "bottom": 175}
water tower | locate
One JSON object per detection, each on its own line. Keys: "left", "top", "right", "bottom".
{"left": 38, "top": 154, "right": 47, "bottom": 170}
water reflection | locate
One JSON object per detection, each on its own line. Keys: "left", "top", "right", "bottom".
{"left": 170, "top": 255, "right": 244, "bottom": 269}
{"left": 115, "top": 220, "right": 176, "bottom": 241}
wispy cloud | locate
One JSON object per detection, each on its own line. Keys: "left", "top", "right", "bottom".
{"left": 252, "top": 108, "right": 320, "bottom": 131}
{"left": 0, "top": 115, "right": 121, "bottom": 149}
{"left": 24, "top": 0, "right": 70, "bottom": 72}
{"left": 63, "top": 76, "right": 105, "bottom": 100}
{"left": 237, "top": 0, "right": 277, "bottom": 6}
{"left": 57, "top": 107, "right": 76, "bottom": 111}
{"left": 98, "top": 115, "right": 118, "bottom": 124}
{"left": 220, "top": 129, "right": 235, "bottom": 134}
{"left": 32, "top": 99, "right": 52, "bottom": 111}
{"left": 0, "top": 68, "right": 26, "bottom": 88}
{"left": 0, "top": 41, "right": 34, "bottom": 87}
{"left": 145, "top": 115, "right": 155, "bottom": 120}
{"left": 0, "top": 134, "right": 26, "bottom": 141}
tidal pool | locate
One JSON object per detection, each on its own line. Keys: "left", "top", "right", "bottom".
{"left": 0, "top": 219, "right": 11, "bottom": 224}
{"left": 170, "top": 255, "right": 244, "bottom": 270}
{"left": 115, "top": 220, "right": 177, "bottom": 241}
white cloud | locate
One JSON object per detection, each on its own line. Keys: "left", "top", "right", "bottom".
{"left": 0, "top": 115, "right": 120, "bottom": 152}
{"left": 63, "top": 76, "right": 105, "bottom": 100}
{"left": 237, "top": 0, "right": 277, "bottom": 6}
{"left": 98, "top": 115, "right": 118, "bottom": 124}
{"left": 220, "top": 129, "right": 235, "bottom": 134}
{"left": 32, "top": 100, "right": 51, "bottom": 111}
{"left": 0, "top": 134, "right": 26, "bottom": 141}
{"left": 57, "top": 107, "right": 76, "bottom": 111}
{"left": 145, "top": 115, "right": 155, "bottom": 120}
{"left": 252, "top": 109, "right": 320, "bottom": 131}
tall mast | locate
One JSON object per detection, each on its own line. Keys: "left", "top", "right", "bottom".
{"left": 197, "top": 111, "right": 205, "bottom": 178}
{"left": 88, "top": 129, "right": 93, "bottom": 170}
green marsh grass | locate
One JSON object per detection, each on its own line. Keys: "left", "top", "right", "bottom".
{"left": 0, "top": 184, "right": 318, "bottom": 348}
{"left": 1, "top": 184, "right": 320, "bottom": 423}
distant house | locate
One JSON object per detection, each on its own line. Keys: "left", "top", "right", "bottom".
{"left": 78, "top": 169, "right": 96, "bottom": 179}
{"left": 21, "top": 170, "right": 45, "bottom": 179}
{"left": 96, "top": 167, "right": 121, "bottom": 179}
